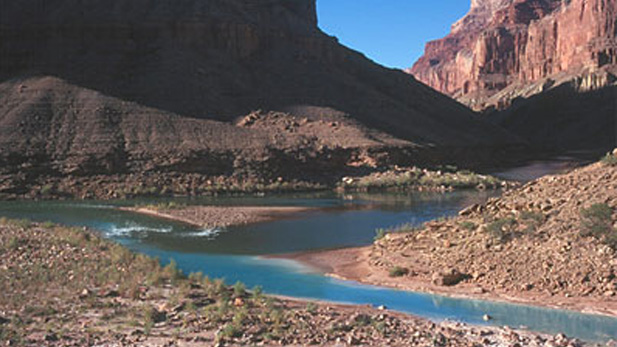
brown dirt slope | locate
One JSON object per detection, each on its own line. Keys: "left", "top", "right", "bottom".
{"left": 0, "top": 0, "right": 521, "bottom": 194}
{"left": 361, "top": 157, "right": 617, "bottom": 316}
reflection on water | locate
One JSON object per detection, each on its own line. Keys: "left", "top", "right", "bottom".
{"left": 0, "top": 190, "right": 616, "bottom": 342}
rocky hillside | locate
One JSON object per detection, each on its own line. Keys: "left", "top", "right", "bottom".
{"left": 0, "top": 0, "right": 521, "bottom": 198}
{"left": 409, "top": 0, "right": 617, "bottom": 150}
{"left": 366, "top": 155, "right": 617, "bottom": 316}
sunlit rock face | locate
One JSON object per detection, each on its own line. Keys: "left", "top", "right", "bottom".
{"left": 410, "top": 0, "right": 617, "bottom": 110}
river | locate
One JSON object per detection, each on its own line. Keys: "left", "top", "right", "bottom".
{"left": 1, "top": 187, "right": 616, "bottom": 342}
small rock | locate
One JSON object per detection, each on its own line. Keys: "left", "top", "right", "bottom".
{"left": 347, "top": 336, "right": 360, "bottom": 345}
{"left": 377, "top": 305, "right": 387, "bottom": 310}
{"left": 101, "top": 289, "right": 119, "bottom": 298}
{"left": 554, "top": 333, "right": 567, "bottom": 341}
{"left": 79, "top": 288, "right": 90, "bottom": 299}
{"left": 471, "top": 286, "right": 486, "bottom": 294}
{"left": 522, "top": 283, "right": 534, "bottom": 291}
{"left": 44, "top": 333, "right": 58, "bottom": 342}
{"left": 234, "top": 297, "right": 245, "bottom": 307}
{"left": 459, "top": 204, "right": 478, "bottom": 216}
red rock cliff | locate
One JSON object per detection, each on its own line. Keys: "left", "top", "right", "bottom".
{"left": 410, "top": 0, "right": 617, "bottom": 110}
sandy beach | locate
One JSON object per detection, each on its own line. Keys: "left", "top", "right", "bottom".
{"left": 121, "top": 205, "right": 312, "bottom": 228}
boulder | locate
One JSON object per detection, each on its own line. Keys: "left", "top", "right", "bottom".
{"left": 432, "top": 269, "right": 470, "bottom": 286}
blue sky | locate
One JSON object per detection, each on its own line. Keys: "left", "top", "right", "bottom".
{"left": 316, "top": 1, "right": 470, "bottom": 69}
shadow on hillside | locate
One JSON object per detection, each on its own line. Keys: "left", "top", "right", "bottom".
{"left": 491, "top": 83, "right": 617, "bottom": 152}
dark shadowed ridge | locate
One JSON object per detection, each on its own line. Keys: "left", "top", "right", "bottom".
{"left": 0, "top": 0, "right": 523, "bottom": 183}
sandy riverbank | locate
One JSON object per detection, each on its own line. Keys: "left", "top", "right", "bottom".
{"left": 281, "top": 242, "right": 617, "bottom": 318}
{"left": 120, "top": 205, "right": 312, "bottom": 228}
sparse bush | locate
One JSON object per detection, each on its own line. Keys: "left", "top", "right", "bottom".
{"left": 605, "top": 233, "right": 617, "bottom": 251}
{"left": 161, "top": 259, "right": 184, "bottom": 284}
{"left": 389, "top": 266, "right": 409, "bottom": 277}
{"left": 6, "top": 237, "right": 22, "bottom": 251}
{"left": 41, "top": 221, "right": 55, "bottom": 229}
{"left": 353, "top": 313, "right": 372, "bottom": 327}
{"left": 11, "top": 219, "right": 31, "bottom": 229}
{"left": 233, "top": 281, "right": 246, "bottom": 297}
{"left": 520, "top": 210, "right": 544, "bottom": 223}
{"left": 486, "top": 218, "right": 516, "bottom": 243}
{"left": 251, "top": 285, "right": 263, "bottom": 300}
{"left": 372, "top": 320, "right": 386, "bottom": 335}
{"left": 580, "top": 203, "right": 613, "bottom": 237}
{"left": 142, "top": 306, "right": 155, "bottom": 336}
{"left": 40, "top": 184, "right": 54, "bottom": 195}
{"left": 601, "top": 152, "right": 617, "bottom": 166}
{"left": 580, "top": 203, "right": 617, "bottom": 249}
{"left": 188, "top": 271, "right": 204, "bottom": 284}
{"left": 459, "top": 221, "right": 476, "bottom": 231}
{"left": 305, "top": 302, "right": 317, "bottom": 314}
{"left": 219, "top": 323, "right": 242, "bottom": 339}
{"left": 232, "top": 307, "right": 248, "bottom": 326}
{"left": 374, "top": 228, "right": 387, "bottom": 241}
{"left": 212, "top": 278, "right": 226, "bottom": 296}
{"left": 520, "top": 210, "right": 544, "bottom": 233}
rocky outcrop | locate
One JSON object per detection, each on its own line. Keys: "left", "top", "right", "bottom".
{"left": 0, "top": 0, "right": 521, "bottom": 195}
{"left": 410, "top": 0, "right": 617, "bottom": 150}
{"left": 411, "top": 0, "right": 616, "bottom": 104}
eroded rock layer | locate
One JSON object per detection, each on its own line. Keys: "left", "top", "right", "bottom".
{"left": 410, "top": 0, "right": 617, "bottom": 150}
{"left": 411, "top": 0, "right": 616, "bottom": 103}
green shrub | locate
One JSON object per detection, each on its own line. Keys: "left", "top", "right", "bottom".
{"left": 6, "top": 237, "right": 22, "bottom": 251}
{"left": 388, "top": 266, "right": 409, "bottom": 277}
{"left": 459, "top": 221, "right": 476, "bottom": 231}
{"left": 219, "top": 323, "right": 242, "bottom": 339}
{"left": 188, "top": 271, "right": 204, "bottom": 284}
{"left": 520, "top": 210, "right": 544, "bottom": 223}
{"left": 11, "top": 219, "right": 31, "bottom": 229}
{"left": 374, "top": 228, "right": 387, "bottom": 241}
{"left": 161, "top": 259, "right": 184, "bottom": 284}
{"left": 580, "top": 203, "right": 616, "bottom": 249}
{"left": 40, "top": 184, "right": 54, "bottom": 195}
{"left": 305, "top": 302, "right": 317, "bottom": 314}
{"left": 601, "top": 153, "right": 617, "bottom": 166}
{"left": 605, "top": 233, "right": 617, "bottom": 251}
{"left": 41, "top": 221, "right": 55, "bottom": 229}
{"left": 251, "top": 285, "right": 263, "bottom": 300}
{"left": 486, "top": 218, "right": 516, "bottom": 243}
{"left": 580, "top": 203, "right": 613, "bottom": 237}
{"left": 233, "top": 281, "right": 246, "bottom": 297}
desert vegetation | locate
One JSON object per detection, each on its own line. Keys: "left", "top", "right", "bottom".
{"left": 339, "top": 167, "right": 506, "bottom": 193}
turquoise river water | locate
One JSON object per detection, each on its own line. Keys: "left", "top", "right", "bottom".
{"left": 1, "top": 190, "right": 616, "bottom": 342}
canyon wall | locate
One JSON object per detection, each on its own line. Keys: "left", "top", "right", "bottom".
{"left": 411, "top": 0, "right": 617, "bottom": 108}
{"left": 410, "top": 0, "right": 617, "bottom": 150}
